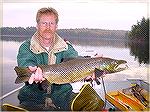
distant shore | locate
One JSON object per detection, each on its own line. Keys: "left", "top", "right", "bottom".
{"left": 1, "top": 27, "right": 128, "bottom": 41}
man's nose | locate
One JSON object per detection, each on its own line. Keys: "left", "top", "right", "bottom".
{"left": 46, "top": 23, "right": 51, "bottom": 29}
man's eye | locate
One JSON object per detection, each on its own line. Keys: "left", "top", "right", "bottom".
{"left": 42, "top": 22, "right": 47, "bottom": 25}
{"left": 40, "top": 22, "right": 56, "bottom": 26}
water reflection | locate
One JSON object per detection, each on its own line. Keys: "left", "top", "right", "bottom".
{"left": 2, "top": 37, "right": 149, "bottom": 65}
{"left": 1, "top": 38, "right": 149, "bottom": 96}
{"left": 128, "top": 41, "right": 149, "bottom": 64}
{"left": 68, "top": 38, "right": 128, "bottom": 48}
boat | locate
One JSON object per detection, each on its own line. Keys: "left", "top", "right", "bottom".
{"left": 105, "top": 79, "right": 149, "bottom": 111}
{"left": 106, "top": 91, "right": 148, "bottom": 111}
{"left": 0, "top": 79, "right": 149, "bottom": 111}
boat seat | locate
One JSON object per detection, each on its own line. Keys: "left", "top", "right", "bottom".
{"left": 1, "top": 103, "right": 27, "bottom": 111}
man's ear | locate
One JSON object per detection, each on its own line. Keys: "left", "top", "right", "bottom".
{"left": 36, "top": 24, "right": 38, "bottom": 30}
{"left": 56, "top": 24, "right": 58, "bottom": 29}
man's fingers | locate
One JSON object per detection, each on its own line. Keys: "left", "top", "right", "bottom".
{"left": 40, "top": 78, "right": 45, "bottom": 83}
{"left": 34, "top": 71, "right": 39, "bottom": 81}
{"left": 34, "top": 67, "right": 45, "bottom": 83}
{"left": 28, "top": 67, "right": 45, "bottom": 84}
{"left": 34, "top": 67, "right": 40, "bottom": 80}
{"left": 85, "top": 76, "right": 92, "bottom": 80}
{"left": 36, "top": 67, "right": 43, "bottom": 81}
{"left": 29, "top": 73, "right": 35, "bottom": 84}
{"left": 28, "top": 66, "right": 37, "bottom": 72}
{"left": 92, "top": 73, "right": 96, "bottom": 80}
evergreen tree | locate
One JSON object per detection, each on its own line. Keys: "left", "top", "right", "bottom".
{"left": 128, "top": 17, "right": 149, "bottom": 42}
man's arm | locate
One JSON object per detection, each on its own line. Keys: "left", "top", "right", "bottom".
{"left": 17, "top": 41, "right": 44, "bottom": 84}
{"left": 17, "top": 41, "right": 37, "bottom": 67}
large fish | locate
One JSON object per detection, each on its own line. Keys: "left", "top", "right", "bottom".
{"left": 14, "top": 57, "right": 127, "bottom": 84}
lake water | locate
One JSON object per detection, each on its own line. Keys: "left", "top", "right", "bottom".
{"left": 1, "top": 39, "right": 149, "bottom": 96}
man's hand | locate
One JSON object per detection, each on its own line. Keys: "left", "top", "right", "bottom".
{"left": 28, "top": 66, "right": 45, "bottom": 84}
{"left": 84, "top": 53, "right": 105, "bottom": 84}
{"left": 84, "top": 73, "right": 96, "bottom": 81}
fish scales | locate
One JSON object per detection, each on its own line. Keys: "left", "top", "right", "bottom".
{"left": 45, "top": 58, "right": 100, "bottom": 83}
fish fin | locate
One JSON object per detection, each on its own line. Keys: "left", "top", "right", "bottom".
{"left": 94, "top": 68, "right": 104, "bottom": 85}
{"left": 61, "top": 56, "right": 91, "bottom": 62}
{"left": 94, "top": 68, "right": 104, "bottom": 77}
{"left": 61, "top": 58, "right": 75, "bottom": 62}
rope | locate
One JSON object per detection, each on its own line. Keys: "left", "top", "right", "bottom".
{"left": 101, "top": 76, "right": 107, "bottom": 109}
{"left": 0, "top": 85, "right": 24, "bottom": 100}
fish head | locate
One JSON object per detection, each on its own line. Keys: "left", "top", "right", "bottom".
{"left": 101, "top": 59, "right": 127, "bottom": 73}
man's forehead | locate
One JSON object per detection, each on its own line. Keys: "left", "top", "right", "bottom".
{"left": 39, "top": 14, "right": 56, "bottom": 20}
{"left": 40, "top": 13, "right": 56, "bottom": 18}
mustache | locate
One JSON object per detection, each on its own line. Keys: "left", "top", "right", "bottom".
{"left": 43, "top": 29, "right": 53, "bottom": 33}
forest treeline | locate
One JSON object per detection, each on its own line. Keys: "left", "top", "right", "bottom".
{"left": 128, "top": 17, "right": 149, "bottom": 42}
{"left": 0, "top": 27, "right": 128, "bottom": 41}
{"left": 128, "top": 17, "right": 149, "bottom": 64}
{"left": 1, "top": 17, "right": 148, "bottom": 42}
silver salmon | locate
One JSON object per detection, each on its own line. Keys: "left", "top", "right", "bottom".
{"left": 14, "top": 57, "right": 127, "bottom": 84}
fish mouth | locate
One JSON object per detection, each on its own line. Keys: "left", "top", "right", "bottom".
{"left": 104, "top": 60, "right": 128, "bottom": 73}
{"left": 113, "top": 60, "right": 128, "bottom": 73}
{"left": 114, "top": 64, "right": 128, "bottom": 72}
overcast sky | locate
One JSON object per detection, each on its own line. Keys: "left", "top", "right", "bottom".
{"left": 2, "top": 0, "right": 149, "bottom": 30}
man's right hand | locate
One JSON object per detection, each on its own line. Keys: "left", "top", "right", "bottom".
{"left": 28, "top": 66, "right": 45, "bottom": 84}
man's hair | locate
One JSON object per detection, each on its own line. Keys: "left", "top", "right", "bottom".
{"left": 36, "top": 7, "right": 59, "bottom": 24}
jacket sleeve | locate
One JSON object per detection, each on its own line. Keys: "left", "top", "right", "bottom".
{"left": 63, "top": 43, "right": 78, "bottom": 58}
{"left": 17, "top": 40, "right": 37, "bottom": 67}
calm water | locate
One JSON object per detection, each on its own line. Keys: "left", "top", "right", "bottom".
{"left": 1, "top": 39, "right": 149, "bottom": 96}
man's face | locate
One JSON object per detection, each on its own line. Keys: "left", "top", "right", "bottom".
{"left": 37, "top": 14, "right": 58, "bottom": 40}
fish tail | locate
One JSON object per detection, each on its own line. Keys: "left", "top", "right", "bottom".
{"left": 14, "top": 66, "right": 31, "bottom": 76}
{"left": 14, "top": 66, "right": 32, "bottom": 84}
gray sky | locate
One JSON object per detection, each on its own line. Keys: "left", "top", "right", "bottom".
{"left": 2, "top": 0, "right": 149, "bottom": 30}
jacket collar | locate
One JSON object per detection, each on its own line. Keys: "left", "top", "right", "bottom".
{"left": 30, "top": 31, "right": 68, "bottom": 54}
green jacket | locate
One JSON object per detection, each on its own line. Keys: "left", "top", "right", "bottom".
{"left": 17, "top": 32, "right": 78, "bottom": 110}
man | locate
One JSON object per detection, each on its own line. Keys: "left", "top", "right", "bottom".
{"left": 17, "top": 7, "right": 104, "bottom": 111}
